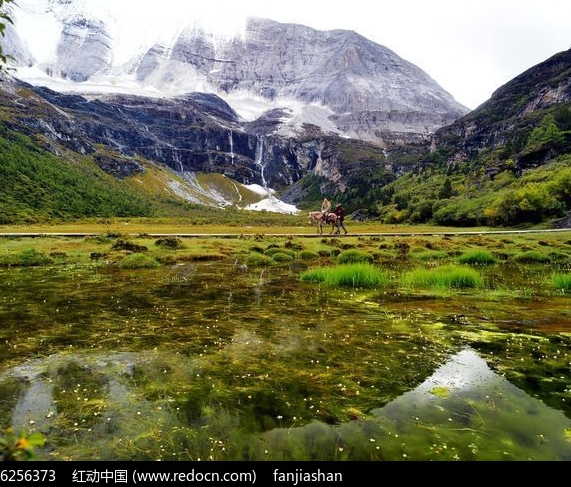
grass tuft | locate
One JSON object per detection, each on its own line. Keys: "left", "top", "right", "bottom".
{"left": 120, "top": 253, "right": 161, "bottom": 269}
{"left": 401, "top": 264, "right": 484, "bottom": 290}
{"left": 457, "top": 250, "right": 498, "bottom": 265}
{"left": 513, "top": 251, "right": 550, "bottom": 264}
{"left": 300, "top": 263, "right": 390, "bottom": 288}
{"left": 337, "top": 249, "right": 373, "bottom": 264}
{"left": 553, "top": 273, "right": 571, "bottom": 292}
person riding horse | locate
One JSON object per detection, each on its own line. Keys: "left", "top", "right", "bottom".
{"left": 333, "top": 203, "right": 348, "bottom": 235}
{"left": 321, "top": 198, "right": 332, "bottom": 223}
{"left": 308, "top": 210, "right": 337, "bottom": 235}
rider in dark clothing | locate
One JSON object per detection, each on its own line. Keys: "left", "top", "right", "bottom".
{"left": 333, "top": 203, "right": 348, "bottom": 235}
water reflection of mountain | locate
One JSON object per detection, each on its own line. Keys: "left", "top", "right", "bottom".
{"left": 261, "top": 348, "right": 571, "bottom": 460}
{"left": 3, "top": 349, "right": 571, "bottom": 460}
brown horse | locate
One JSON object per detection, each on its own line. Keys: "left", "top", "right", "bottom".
{"left": 308, "top": 211, "right": 338, "bottom": 235}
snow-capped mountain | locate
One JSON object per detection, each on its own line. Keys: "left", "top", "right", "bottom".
{"left": 5, "top": 0, "right": 469, "bottom": 145}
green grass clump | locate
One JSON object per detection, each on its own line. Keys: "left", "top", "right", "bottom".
{"left": 0, "top": 248, "right": 52, "bottom": 267}
{"left": 19, "top": 248, "right": 53, "bottom": 266}
{"left": 246, "top": 253, "right": 274, "bottom": 267}
{"left": 513, "top": 251, "right": 551, "bottom": 263}
{"left": 457, "top": 250, "right": 498, "bottom": 265}
{"left": 270, "top": 252, "right": 294, "bottom": 263}
{"left": 264, "top": 247, "right": 296, "bottom": 258}
{"left": 120, "top": 253, "right": 161, "bottom": 269}
{"left": 337, "top": 249, "right": 373, "bottom": 264}
{"left": 553, "top": 273, "right": 571, "bottom": 292}
{"left": 298, "top": 250, "right": 320, "bottom": 261}
{"left": 401, "top": 265, "right": 484, "bottom": 290}
{"left": 300, "top": 263, "right": 390, "bottom": 288}
{"left": 155, "top": 236, "right": 184, "bottom": 249}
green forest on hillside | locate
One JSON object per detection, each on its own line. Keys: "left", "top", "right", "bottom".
{"left": 372, "top": 157, "right": 571, "bottom": 227}
{"left": 0, "top": 130, "right": 156, "bottom": 223}
{"left": 325, "top": 107, "right": 571, "bottom": 228}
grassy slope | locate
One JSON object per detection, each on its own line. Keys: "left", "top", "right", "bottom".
{"left": 0, "top": 126, "right": 285, "bottom": 225}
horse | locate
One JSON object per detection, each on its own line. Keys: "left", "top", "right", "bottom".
{"left": 308, "top": 211, "right": 338, "bottom": 235}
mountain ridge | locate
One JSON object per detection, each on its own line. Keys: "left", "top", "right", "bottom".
{"left": 6, "top": 0, "right": 469, "bottom": 145}
{"left": 2, "top": 2, "right": 571, "bottom": 227}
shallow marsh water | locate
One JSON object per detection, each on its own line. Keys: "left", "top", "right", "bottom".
{"left": 1, "top": 260, "right": 571, "bottom": 461}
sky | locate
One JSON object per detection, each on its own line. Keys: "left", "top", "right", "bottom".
{"left": 68, "top": 0, "right": 571, "bottom": 110}
{"left": 11, "top": 0, "right": 571, "bottom": 109}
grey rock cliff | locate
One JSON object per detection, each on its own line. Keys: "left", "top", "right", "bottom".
{"left": 134, "top": 18, "right": 468, "bottom": 143}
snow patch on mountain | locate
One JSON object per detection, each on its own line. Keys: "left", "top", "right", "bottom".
{"left": 243, "top": 184, "right": 300, "bottom": 214}
{"left": 164, "top": 170, "right": 300, "bottom": 214}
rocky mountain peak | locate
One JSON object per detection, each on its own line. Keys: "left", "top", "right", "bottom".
{"left": 7, "top": 1, "right": 469, "bottom": 145}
